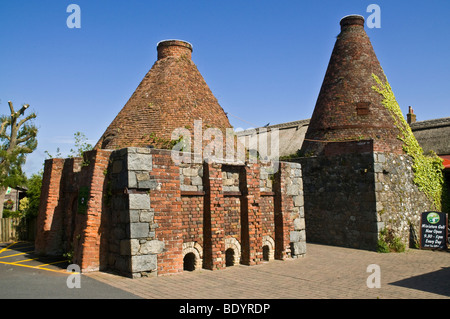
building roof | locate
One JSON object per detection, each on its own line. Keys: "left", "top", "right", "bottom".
{"left": 301, "top": 15, "right": 404, "bottom": 156}
{"left": 237, "top": 115, "right": 450, "bottom": 158}
{"left": 410, "top": 117, "right": 450, "bottom": 156}
{"left": 440, "top": 155, "right": 450, "bottom": 169}
{"left": 95, "top": 40, "right": 232, "bottom": 150}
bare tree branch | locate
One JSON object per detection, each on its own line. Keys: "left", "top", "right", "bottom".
{"left": 7, "top": 101, "right": 15, "bottom": 115}
{"left": 18, "top": 113, "right": 36, "bottom": 129}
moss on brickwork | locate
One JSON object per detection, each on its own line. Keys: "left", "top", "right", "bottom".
{"left": 372, "top": 74, "right": 446, "bottom": 211}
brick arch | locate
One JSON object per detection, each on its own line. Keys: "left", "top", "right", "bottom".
{"left": 262, "top": 235, "right": 275, "bottom": 261}
{"left": 182, "top": 242, "right": 203, "bottom": 270}
{"left": 224, "top": 237, "right": 241, "bottom": 265}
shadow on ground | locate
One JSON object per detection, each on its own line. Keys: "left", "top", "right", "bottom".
{"left": 0, "top": 241, "right": 70, "bottom": 270}
{"left": 389, "top": 267, "right": 450, "bottom": 297}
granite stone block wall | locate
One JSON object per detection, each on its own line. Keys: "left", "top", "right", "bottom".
{"left": 299, "top": 140, "right": 434, "bottom": 251}
{"left": 300, "top": 148, "right": 378, "bottom": 250}
{"left": 373, "top": 152, "right": 432, "bottom": 248}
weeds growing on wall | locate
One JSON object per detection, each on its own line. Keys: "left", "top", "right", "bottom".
{"left": 377, "top": 228, "right": 406, "bottom": 253}
{"left": 371, "top": 73, "right": 446, "bottom": 211}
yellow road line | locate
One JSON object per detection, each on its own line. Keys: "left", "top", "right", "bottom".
{"left": 0, "top": 260, "right": 78, "bottom": 275}
{"left": 0, "top": 251, "right": 34, "bottom": 259}
{"left": 0, "top": 242, "right": 17, "bottom": 254}
{"left": 11, "top": 258, "right": 39, "bottom": 264}
{"left": 35, "top": 260, "right": 69, "bottom": 268}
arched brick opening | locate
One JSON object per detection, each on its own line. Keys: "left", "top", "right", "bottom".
{"left": 182, "top": 241, "right": 203, "bottom": 271}
{"left": 224, "top": 237, "right": 241, "bottom": 266}
{"left": 262, "top": 235, "right": 275, "bottom": 261}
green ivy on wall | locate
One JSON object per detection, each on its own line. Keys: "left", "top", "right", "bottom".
{"left": 371, "top": 73, "right": 445, "bottom": 211}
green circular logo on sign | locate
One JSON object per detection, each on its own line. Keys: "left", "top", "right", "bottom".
{"left": 426, "top": 212, "right": 440, "bottom": 224}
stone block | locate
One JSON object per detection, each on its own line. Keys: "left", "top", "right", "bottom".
{"left": 292, "top": 241, "right": 306, "bottom": 256}
{"left": 140, "top": 210, "right": 154, "bottom": 223}
{"left": 223, "top": 178, "right": 236, "bottom": 186}
{"left": 128, "top": 172, "right": 137, "bottom": 188}
{"left": 129, "top": 193, "right": 150, "bottom": 210}
{"left": 183, "top": 167, "right": 199, "bottom": 177}
{"left": 130, "top": 223, "right": 150, "bottom": 239}
{"left": 293, "top": 195, "right": 304, "bottom": 207}
{"left": 139, "top": 240, "right": 165, "bottom": 254}
{"left": 191, "top": 176, "right": 203, "bottom": 186}
{"left": 129, "top": 210, "right": 140, "bottom": 223}
{"left": 128, "top": 153, "right": 152, "bottom": 171}
{"left": 290, "top": 230, "right": 306, "bottom": 243}
{"left": 181, "top": 184, "right": 198, "bottom": 192}
{"left": 120, "top": 239, "right": 140, "bottom": 256}
{"left": 286, "top": 184, "right": 300, "bottom": 196}
{"left": 138, "top": 179, "right": 158, "bottom": 190}
{"left": 293, "top": 218, "right": 305, "bottom": 231}
{"left": 131, "top": 254, "right": 157, "bottom": 273}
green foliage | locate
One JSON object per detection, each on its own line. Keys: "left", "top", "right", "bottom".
{"left": 3, "top": 198, "right": 13, "bottom": 210}
{"left": 279, "top": 149, "right": 303, "bottom": 161}
{"left": 19, "top": 197, "right": 29, "bottom": 211}
{"left": 2, "top": 209, "right": 21, "bottom": 218}
{"left": 371, "top": 74, "right": 446, "bottom": 211}
{"left": 0, "top": 101, "right": 37, "bottom": 190}
{"left": 70, "top": 131, "right": 93, "bottom": 158}
{"left": 377, "top": 228, "right": 406, "bottom": 253}
{"left": 45, "top": 132, "right": 93, "bottom": 159}
{"left": 23, "top": 172, "right": 42, "bottom": 219}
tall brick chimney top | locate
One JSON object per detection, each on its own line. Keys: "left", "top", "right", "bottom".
{"left": 407, "top": 106, "right": 417, "bottom": 124}
{"left": 95, "top": 39, "right": 231, "bottom": 150}
{"left": 157, "top": 39, "right": 193, "bottom": 60}
{"left": 301, "top": 14, "right": 405, "bottom": 156}
{"left": 340, "top": 14, "right": 365, "bottom": 29}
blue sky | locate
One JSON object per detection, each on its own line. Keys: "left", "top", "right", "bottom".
{"left": 1, "top": 0, "right": 449, "bottom": 176}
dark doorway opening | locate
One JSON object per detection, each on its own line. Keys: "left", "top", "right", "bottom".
{"left": 262, "top": 245, "right": 270, "bottom": 261}
{"left": 183, "top": 252, "right": 196, "bottom": 271}
{"left": 225, "top": 248, "right": 235, "bottom": 267}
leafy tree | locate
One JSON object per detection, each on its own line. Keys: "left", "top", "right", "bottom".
{"left": 23, "top": 171, "right": 42, "bottom": 219}
{"left": 0, "top": 101, "right": 37, "bottom": 217}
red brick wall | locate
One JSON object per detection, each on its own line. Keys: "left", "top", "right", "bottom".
{"left": 72, "top": 149, "right": 111, "bottom": 272}
{"left": 203, "top": 162, "right": 226, "bottom": 270}
{"left": 35, "top": 158, "right": 65, "bottom": 255}
{"left": 223, "top": 196, "right": 241, "bottom": 242}
{"left": 260, "top": 195, "right": 275, "bottom": 240}
{"left": 36, "top": 148, "right": 305, "bottom": 277}
{"left": 181, "top": 195, "right": 204, "bottom": 245}
{"left": 149, "top": 150, "right": 183, "bottom": 275}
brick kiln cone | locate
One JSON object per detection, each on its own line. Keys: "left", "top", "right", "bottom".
{"left": 301, "top": 15, "right": 404, "bottom": 156}
{"left": 95, "top": 40, "right": 232, "bottom": 150}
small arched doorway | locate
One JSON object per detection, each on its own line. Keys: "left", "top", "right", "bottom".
{"left": 225, "top": 248, "right": 235, "bottom": 267}
{"left": 183, "top": 252, "right": 196, "bottom": 271}
{"left": 262, "top": 245, "right": 270, "bottom": 261}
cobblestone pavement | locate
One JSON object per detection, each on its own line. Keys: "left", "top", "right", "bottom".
{"left": 87, "top": 243, "right": 450, "bottom": 299}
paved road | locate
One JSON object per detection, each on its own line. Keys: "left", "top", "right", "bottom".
{"left": 0, "top": 241, "right": 139, "bottom": 299}
{"left": 1, "top": 241, "right": 449, "bottom": 299}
